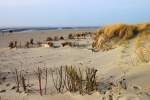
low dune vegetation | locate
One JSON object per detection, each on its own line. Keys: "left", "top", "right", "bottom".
{"left": 8, "top": 31, "right": 95, "bottom": 49}
{"left": 92, "top": 22, "right": 150, "bottom": 50}
{"left": 134, "top": 29, "right": 150, "bottom": 63}
{"left": 0, "top": 65, "right": 128, "bottom": 97}
{"left": 91, "top": 22, "right": 150, "bottom": 64}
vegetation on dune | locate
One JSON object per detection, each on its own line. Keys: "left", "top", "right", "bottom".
{"left": 93, "top": 22, "right": 150, "bottom": 50}
{"left": 134, "top": 30, "right": 150, "bottom": 48}
{"left": 93, "top": 22, "right": 150, "bottom": 63}
{"left": 10, "top": 66, "right": 127, "bottom": 96}
{"left": 96, "top": 23, "right": 137, "bottom": 39}
{"left": 46, "top": 37, "right": 53, "bottom": 41}
{"left": 134, "top": 29, "right": 150, "bottom": 63}
{"left": 8, "top": 41, "right": 15, "bottom": 48}
{"left": 135, "top": 47, "right": 150, "bottom": 63}
{"left": 8, "top": 41, "right": 18, "bottom": 48}
{"left": 60, "top": 36, "right": 64, "bottom": 40}
{"left": 50, "top": 65, "right": 98, "bottom": 94}
{"left": 8, "top": 31, "right": 95, "bottom": 49}
{"left": 136, "top": 22, "right": 150, "bottom": 31}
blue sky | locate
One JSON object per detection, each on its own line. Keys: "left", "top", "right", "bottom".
{"left": 0, "top": 0, "right": 150, "bottom": 27}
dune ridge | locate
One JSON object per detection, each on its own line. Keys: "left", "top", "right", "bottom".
{"left": 93, "top": 22, "right": 150, "bottom": 49}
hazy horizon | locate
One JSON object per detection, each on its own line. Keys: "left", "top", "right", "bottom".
{"left": 0, "top": 0, "right": 150, "bottom": 27}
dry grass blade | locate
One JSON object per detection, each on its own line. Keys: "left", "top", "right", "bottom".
{"left": 85, "top": 68, "right": 98, "bottom": 94}
{"left": 50, "top": 66, "right": 64, "bottom": 93}
{"left": 14, "top": 68, "right": 20, "bottom": 92}
{"left": 36, "top": 67, "right": 43, "bottom": 96}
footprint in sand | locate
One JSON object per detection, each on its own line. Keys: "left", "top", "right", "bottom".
{"left": 144, "top": 92, "right": 150, "bottom": 97}
{"left": 132, "top": 85, "right": 141, "bottom": 91}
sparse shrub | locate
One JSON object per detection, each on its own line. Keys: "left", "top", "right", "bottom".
{"left": 68, "top": 42, "right": 74, "bottom": 47}
{"left": 60, "top": 36, "right": 64, "bottom": 40}
{"left": 46, "top": 37, "right": 53, "bottom": 41}
{"left": 64, "top": 65, "right": 83, "bottom": 93}
{"left": 8, "top": 41, "right": 14, "bottom": 48}
{"left": 76, "top": 33, "right": 81, "bottom": 39}
{"left": 68, "top": 34, "right": 74, "bottom": 39}
{"left": 54, "top": 36, "right": 59, "bottom": 41}
{"left": 61, "top": 42, "right": 70, "bottom": 47}
{"left": 85, "top": 68, "right": 98, "bottom": 94}
{"left": 47, "top": 42, "right": 53, "bottom": 47}
{"left": 8, "top": 41, "right": 18, "bottom": 48}
{"left": 25, "top": 41, "right": 30, "bottom": 48}
{"left": 81, "top": 33, "right": 86, "bottom": 39}
{"left": 61, "top": 42, "right": 67, "bottom": 47}
{"left": 30, "top": 38, "right": 34, "bottom": 45}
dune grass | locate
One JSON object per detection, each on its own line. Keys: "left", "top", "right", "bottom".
{"left": 93, "top": 22, "right": 150, "bottom": 50}
{"left": 134, "top": 29, "right": 150, "bottom": 63}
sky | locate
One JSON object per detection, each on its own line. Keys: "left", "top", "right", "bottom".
{"left": 0, "top": 0, "right": 150, "bottom": 27}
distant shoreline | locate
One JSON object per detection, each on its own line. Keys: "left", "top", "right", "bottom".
{"left": 0, "top": 27, "right": 98, "bottom": 33}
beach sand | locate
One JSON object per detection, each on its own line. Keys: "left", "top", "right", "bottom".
{"left": 0, "top": 28, "right": 150, "bottom": 100}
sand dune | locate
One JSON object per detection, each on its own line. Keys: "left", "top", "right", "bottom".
{"left": 0, "top": 26, "right": 150, "bottom": 100}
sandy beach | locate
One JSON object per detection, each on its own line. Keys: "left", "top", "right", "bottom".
{"left": 0, "top": 0, "right": 150, "bottom": 99}
{"left": 0, "top": 26, "right": 150, "bottom": 100}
